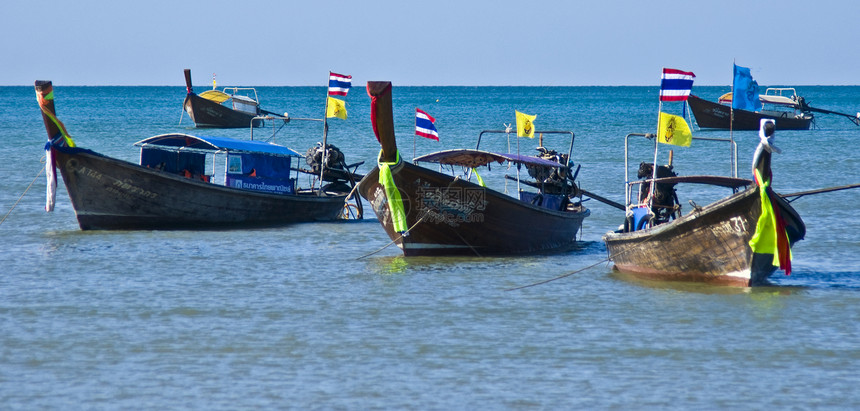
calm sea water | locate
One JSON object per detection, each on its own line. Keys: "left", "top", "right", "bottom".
{"left": 1, "top": 85, "right": 859, "bottom": 409}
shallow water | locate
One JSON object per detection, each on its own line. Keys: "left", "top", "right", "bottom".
{"left": 1, "top": 85, "right": 859, "bottom": 409}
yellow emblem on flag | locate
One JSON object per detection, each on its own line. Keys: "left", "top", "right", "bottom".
{"left": 326, "top": 97, "right": 347, "bottom": 119}
{"left": 657, "top": 112, "right": 692, "bottom": 147}
{"left": 515, "top": 111, "right": 536, "bottom": 138}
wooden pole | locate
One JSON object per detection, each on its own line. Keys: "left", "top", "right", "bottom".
{"left": 780, "top": 182, "right": 860, "bottom": 201}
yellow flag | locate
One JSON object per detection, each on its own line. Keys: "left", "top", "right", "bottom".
{"left": 657, "top": 112, "right": 692, "bottom": 147}
{"left": 516, "top": 110, "right": 536, "bottom": 138}
{"left": 326, "top": 97, "right": 347, "bottom": 119}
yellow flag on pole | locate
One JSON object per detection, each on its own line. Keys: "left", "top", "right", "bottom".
{"left": 515, "top": 111, "right": 536, "bottom": 138}
{"left": 326, "top": 97, "right": 347, "bottom": 119}
{"left": 657, "top": 112, "right": 692, "bottom": 147}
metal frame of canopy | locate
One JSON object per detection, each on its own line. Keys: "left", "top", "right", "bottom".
{"left": 413, "top": 149, "right": 566, "bottom": 169}
{"left": 134, "top": 133, "right": 303, "bottom": 157}
{"left": 475, "top": 130, "right": 575, "bottom": 163}
{"left": 412, "top": 129, "right": 577, "bottom": 198}
{"left": 622, "top": 132, "right": 740, "bottom": 215}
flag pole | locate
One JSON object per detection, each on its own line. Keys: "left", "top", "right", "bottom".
{"left": 730, "top": 61, "right": 736, "bottom": 178}
{"left": 650, "top": 69, "right": 663, "bottom": 212}
{"left": 413, "top": 116, "right": 417, "bottom": 161}
{"left": 320, "top": 79, "right": 330, "bottom": 196}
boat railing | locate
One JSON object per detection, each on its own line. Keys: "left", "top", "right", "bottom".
{"left": 221, "top": 87, "right": 260, "bottom": 103}
{"left": 764, "top": 87, "right": 798, "bottom": 98}
{"left": 475, "top": 130, "right": 575, "bottom": 167}
{"left": 474, "top": 129, "right": 576, "bottom": 199}
{"left": 623, "top": 133, "right": 738, "bottom": 209}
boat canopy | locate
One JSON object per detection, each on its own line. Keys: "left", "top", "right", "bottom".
{"left": 134, "top": 133, "right": 303, "bottom": 157}
{"left": 414, "top": 149, "right": 565, "bottom": 168}
{"left": 198, "top": 89, "right": 231, "bottom": 103}
{"left": 717, "top": 91, "right": 799, "bottom": 107}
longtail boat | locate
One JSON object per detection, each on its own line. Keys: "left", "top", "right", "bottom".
{"left": 37, "top": 80, "right": 362, "bottom": 230}
{"left": 689, "top": 87, "right": 860, "bottom": 130}
{"left": 602, "top": 120, "right": 805, "bottom": 286}
{"left": 357, "top": 81, "right": 590, "bottom": 257}
{"left": 181, "top": 69, "right": 274, "bottom": 128}
{"left": 687, "top": 88, "right": 813, "bottom": 130}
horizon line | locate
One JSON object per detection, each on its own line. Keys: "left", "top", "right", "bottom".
{"left": 5, "top": 83, "right": 860, "bottom": 87}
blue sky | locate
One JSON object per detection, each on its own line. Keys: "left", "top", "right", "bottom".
{"left": 5, "top": 0, "right": 858, "bottom": 86}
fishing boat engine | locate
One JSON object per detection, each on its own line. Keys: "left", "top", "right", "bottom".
{"left": 305, "top": 142, "right": 354, "bottom": 191}
{"left": 305, "top": 143, "right": 347, "bottom": 176}
{"left": 527, "top": 147, "right": 578, "bottom": 196}
{"left": 637, "top": 162, "right": 679, "bottom": 224}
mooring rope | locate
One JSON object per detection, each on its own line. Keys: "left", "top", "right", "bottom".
{"left": 354, "top": 212, "right": 432, "bottom": 260}
{"left": 504, "top": 258, "right": 611, "bottom": 291}
{"left": 1, "top": 159, "right": 46, "bottom": 227}
{"left": 356, "top": 176, "right": 462, "bottom": 260}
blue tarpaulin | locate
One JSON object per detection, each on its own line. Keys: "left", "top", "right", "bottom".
{"left": 136, "top": 133, "right": 298, "bottom": 188}
{"left": 227, "top": 153, "right": 292, "bottom": 178}
{"left": 135, "top": 133, "right": 303, "bottom": 157}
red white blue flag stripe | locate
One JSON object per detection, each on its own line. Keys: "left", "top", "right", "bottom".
{"left": 328, "top": 72, "right": 352, "bottom": 96}
{"left": 659, "top": 68, "right": 696, "bottom": 102}
{"left": 415, "top": 108, "right": 439, "bottom": 141}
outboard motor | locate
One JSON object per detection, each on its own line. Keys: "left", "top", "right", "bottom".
{"left": 305, "top": 142, "right": 346, "bottom": 178}
{"left": 305, "top": 142, "right": 354, "bottom": 193}
{"left": 637, "top": 162, "right": 679, "bottom": 224}
{"left": 527, "top": 147, "right": 576, "bottom": 196}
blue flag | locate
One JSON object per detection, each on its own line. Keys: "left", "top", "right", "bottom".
{"left": 732, "top": 64, "right": 762, "bottom": 112}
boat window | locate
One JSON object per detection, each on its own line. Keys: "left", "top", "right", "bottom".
{"left": 141, "top": 148, "right": 205, "bottom": 176}
{"left": 227, "top": 155, "right": 243, "bottom": 174}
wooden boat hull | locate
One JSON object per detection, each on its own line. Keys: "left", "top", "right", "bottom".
{"left": 358, "top": 161, "right": 590, "bottom": 256}
{"left": 53, "top": 145, "right": 347, "bottom": 230}
{"left": 687, "top": 95, "right": 812, "bottom": 130}
{"left": 183, "top": 93, "right": 261, "bottom": 128}
{"left": 603, "top": 186, "right": 802, "bottom": 286}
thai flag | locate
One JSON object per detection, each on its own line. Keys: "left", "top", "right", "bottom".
{"left": 328, "top": 72, "right": 352, "bottom": 96}
{"left": 415, "top": 108, "right": 439, "bottom": 141}
{"left": 659, "top": 68, "right": 695, "bottom": 102}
